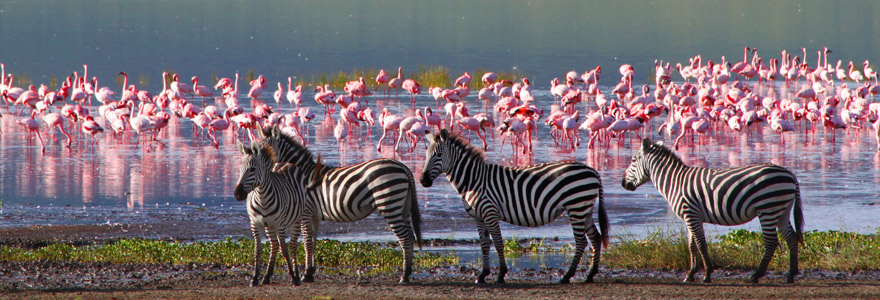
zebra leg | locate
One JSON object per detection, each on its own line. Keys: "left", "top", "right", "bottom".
{"left": 560, "top": 219, "right": 589, "bottom": 284}
{"left": 262, "top": 229, "right": 280, "bottom": 285}
{"left": 383, "top": 210, "right": 415, "bottom": 283}
{"left": 584, "top": 222, "right": 604, "bottom": 283}
{"left": 686, "top": 219, "right": 713, "bottom": 283}
{"left": 749, "top": 214, "right": 781, "bottom": 283}
{"left": 250, "top": 228, "right": 263, "bottom": 287}
{"left": 484, "top": 216, "right": 508, "bottom": 284}
{"left": 300, "top": 217, "right": 319, "bottom": 282}
{"left": 474, "top": 219, "right": 492, "bottom": 284}
{"left": 685, "top": 232, "right": 699, "bottom": 283}
{"left": 281, "top": 226, "right": 301, "bottom": 286}
{"left": 780, "top": 222, "right": 800, "bottom": 283}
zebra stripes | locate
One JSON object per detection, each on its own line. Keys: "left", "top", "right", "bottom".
{"left": 233, "top": 139, "right": 310, "bottom": 286}
{"left": 622, "top": 138, "right": 804, "bottom": 283}
{"left": 262, "top": 126, "right": 423, "bottom": 283}
{"left": 421, "top": 129, "right": 608, "bottom": 284}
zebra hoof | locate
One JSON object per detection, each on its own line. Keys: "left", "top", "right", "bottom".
{"left": 292, "top": 278, "right": 301, "bottom": 286}
{"left": 702, "top": 277, "right": 712, "bottom": 284}
{"left": 398, "top": 277, "right": 410, "bottom": 284}
{"left": 250, "top": 278, "right": 260, "bottom": 287}
{"left": 583, "top": 276, "right": 595, "bottom": 284}
{"left": 496, "top": 277, "right": 506, "bottom": 285}
{"left": 558, "top": 277, "right": 571, "bottom": 284}
{"left": 683, "top": 276, "right": 695, "bottom": 283}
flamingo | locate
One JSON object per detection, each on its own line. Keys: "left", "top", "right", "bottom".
{"left": 171, "top": 74, "right": 193, "bottom": 96}
{"left": 81, "top": 115, "right": 103, "bottom": 147}
{"left": 454, "top": 72, "right": 472, "bottom": 87}
{"left": 17, "top": 111, "right": 44, "bottom": 152}
{"left": 273, "top": 82, "right": 284, "bottom": 106}
{"left": 334, "top": 119, "right": 349, "bottom": 142}
{"left": 375, "top": 69, "right": 389, "bottom": 93}
{"left": 377, "top": 108, "right": 403, "bottom": 152}
{"left": 402, "top": 78, "right": 421, "bottom": 106}
{"left": 481, "top": 72, "right": 497, "bottom": 87}
{"left": 424, "top": 106, "right": 442, "bottom": 132}
{"left": 388, "top": 67, "right": 403, "bottom": 96}
{"left": 849, "top": 61, "right": 864, "bottom": 83}
{"left": 457, "top": 116, "right": 487, "bottom": 150}
{"left": 41, "top": 112, "right": 72, "bottom": 147}
{"left": 192, "top": 76, "right": 214, "bottom": 99}
{"left": 286, "top": 78, "right": 303, "bottom": 109}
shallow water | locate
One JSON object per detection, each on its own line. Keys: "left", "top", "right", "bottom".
{"left": 0, "top": 79, "right": 878, "bottom": 245}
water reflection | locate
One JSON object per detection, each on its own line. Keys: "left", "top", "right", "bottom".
{"left": 0, "top": 80, "right": 878, "bottom": 235}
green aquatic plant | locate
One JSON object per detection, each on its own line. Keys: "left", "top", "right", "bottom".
{"left": 0, "top": 238, "right": 458, "bottom": 274}
{"left": 604, "top": 229, "right": 880, "bottom": 271}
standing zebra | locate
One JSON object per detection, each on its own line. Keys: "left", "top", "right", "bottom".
{"left": 622, "top": 138, "right": 804, "bottom": 283}
{"left": 233, "top": 139, "right": 311, "bottom": 286}
{"left": 421, "top": 129, "right": 608, "bottom": 284}
{"left": 262, "top": 126, "right": 423, "bottom": 283}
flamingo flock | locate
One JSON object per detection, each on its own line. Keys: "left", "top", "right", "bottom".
{"left": 0, "top": 47, "right": 878, "bottom": 156}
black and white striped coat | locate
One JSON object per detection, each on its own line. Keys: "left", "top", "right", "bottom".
{"left": 262, "top": 126, "right": 422, "bottom": 283}
{"left": 233, "top": 140, "right": 310, "bottom": 287}
{"left": 622, "top": 138, "right": 804, "bottom": 284}
{"left": 421, "top": 129, "right": 608, "bottom": 284}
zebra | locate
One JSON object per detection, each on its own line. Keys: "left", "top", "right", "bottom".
{"left": 233, "top": 139, "right": 311, "bottom": 286}
{"left": 261, "top": 126, "right": 423, "bottom": 283}
{"left": 420, "top": 129, "right": 608, "bottom": 284}
{"left": 622, "top": 138, "right": 804, "bottom": 283}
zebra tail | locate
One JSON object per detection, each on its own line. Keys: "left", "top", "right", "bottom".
{"left": 409, "top": 175, "right": 424, "bottom": 250}
{"left": 598, "top": 186, "right": 610, "bottom": 248}
{"left": 794, "top": 185, "right": 805, "bottom": 246}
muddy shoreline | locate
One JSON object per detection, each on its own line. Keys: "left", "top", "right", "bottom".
{"left": 2, "top": 224, "right": 879, "bottom": 299}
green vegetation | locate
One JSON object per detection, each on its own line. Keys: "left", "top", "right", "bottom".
{"left": 604, "top": 229, "right": 880, "bottom": 271}
{"left": 302, "top": 65, "right": 525, "bottom": 91}
{"left": 504, "top": 236, "right": 572, "bottom": 257}
{"left": 0, "top": 238, "right": 457, "bottom": 275}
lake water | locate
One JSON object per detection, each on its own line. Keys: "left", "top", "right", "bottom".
{"left": 0, "top": 1, "right": 878, "bottom": 244}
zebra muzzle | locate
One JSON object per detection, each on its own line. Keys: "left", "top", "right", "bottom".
{"left": 233, "top": 185, "right": 248, "bottom": 200}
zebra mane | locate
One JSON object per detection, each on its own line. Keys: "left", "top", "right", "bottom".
{"left": 644, "top": 138, "right": 685, "bottom": 166}
{"left": 438, "top": 129, "right": 485, "bottom": 162}
{"left": 264, "top": 126, "right": 315, "bottom": 164}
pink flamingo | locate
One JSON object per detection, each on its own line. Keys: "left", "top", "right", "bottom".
{"left": 273, "top": 82, "right": 284, "bottom": 106}
{"left": 388, "top": 67, "right": 403, "bottom": 97}
{"left": 339, "top": 105, "right": 361, "bottom": 135}
{"left": 41, "top": 112, "right": 72, "bottom": 147}
{"left": 17, "top": 111, "right": 44, "bottom": 152}
{"left": 402, "top": 78, "right": 421, "bottom": 106}
{"left": 192, "top": 76, "right": 214, "bottom": 99}
{"left": 457, "top": 116, "right": 487, "bottom": 150}
{"left": 424, "top": 106, "right": 442, "bottom": 132}
{"left": 286, "top": 78, "right": 303, "bottom": 109}
{"left": 357, "top": 107, "right": 376, "bottom": 136}
{"left": 81, "top": 115, "right": 103, "bottom": 147}
{"left": 849, "top": 61, "right": 864, "bottom": 83}
{"left": 375, "top": 69, "right": 389, "bottom": 93}
{"left": 314, "top": 85, "right": 336, "bottom": 116}
{"left": 334, "top": 119, "right": 349, "bottom": 142}
{"left": 481, "top": 72, "right": 497, "bottom": 87}
{"left": 377, "top": 108, "right": 403, "bottom": 152}
{"left": 454, "top": 72, "right": 472, "bottom": 87}
{"left": 407, "top": 121, "right": 431, "bottom": 151}
{"left": 171, "top": 74, "right": 193, "bottom": 96}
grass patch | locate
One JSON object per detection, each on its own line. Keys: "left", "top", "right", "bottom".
{"left": 504, "top": 236, "right": 573, "bottom": 257}
{"left": 604, "top": 229, "right": 880, "bottom": 271}
{"left": 300, "top": 66, "right": 526, "bottom": 91}
{"left": 0, "top": 238, "right": 458, "bottom": 274}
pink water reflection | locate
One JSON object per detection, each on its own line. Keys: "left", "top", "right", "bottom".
{"left": 0, "top": 82, "right": 876, "bottom": 235}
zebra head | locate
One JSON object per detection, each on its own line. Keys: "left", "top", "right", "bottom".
{"left": 234, "top": 140, "right": 276, "bottom": 200}
{"left": 421, "top": 129, "right": 449, "bottom": 187}
{"left": 622, "top": 138, "right": 657, "bottom": 191}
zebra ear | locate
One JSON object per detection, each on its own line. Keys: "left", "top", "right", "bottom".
{"left": 654, "top": 140, "right": 664, "bottom": 147}
{"left": 641, "top": 138, "right": 652, "bottom": 149}
{"left": 236, "top": 140, "right": 251, "bottom": 155}
{"left": 259, "top": 126, "right": 271, "bottom": 138}
{"left": 439, "top": 128, "right": 449, "bottom": 139}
